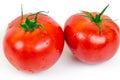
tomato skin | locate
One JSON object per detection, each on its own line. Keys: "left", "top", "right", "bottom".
{"left": 3, "top": 14, "right": 64, "bottom": 73}
{"left": 64, "top": 13, "right": 120, "bottom": 64}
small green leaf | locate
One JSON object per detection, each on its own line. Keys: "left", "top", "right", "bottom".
{"left": 101, "top": 18, "right": 112, "bottom": 21}
{"left": 20, "top": 24, "right": 29, "bottom": 31}
{"left": 37, "top": 24, "right": 46, "bottom": 33}
{"left": 25, "top": 18, "right": 31, "bottom": 27}
{"left": 82, "top": 11, "right": 95, "bottom": 22}
{"left": 99, "top": 4, "right": 109, "bottom": 17}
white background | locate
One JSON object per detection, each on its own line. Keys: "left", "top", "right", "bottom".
{"left": 0, "top": 0, "right": 120, "bottom": 80}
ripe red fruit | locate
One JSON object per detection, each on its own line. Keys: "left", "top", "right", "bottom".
{"left": 64, "top": 5, "right": 120, "bottom": 64}
{"left": 3, "top": 10, "right": 64, "bottom": 73}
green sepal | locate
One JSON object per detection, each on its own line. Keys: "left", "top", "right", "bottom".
{"left": 20, "top": 23, "right": 29, "bottom": 31}
{"left": 80, "top": 4, "right": 109, "bottom": 34}
{"left": 20, "top": 5, "right": 48, "bottom": 32}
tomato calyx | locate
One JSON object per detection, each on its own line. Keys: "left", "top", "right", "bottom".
{"left": 20, "top": 5, "right": 47, "bottom": 32}
{"left": 81, "top": 4, "right": 109, "bottom": 34}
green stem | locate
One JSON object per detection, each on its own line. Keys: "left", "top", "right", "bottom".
{"left": 20, "top": 5, "right": 47, "bottom": 32}
{"left": 20, "top": 4, "right": 23, "bottom": 24}
{"left": 82, "top": 4, "right": 109, "bottom": 34}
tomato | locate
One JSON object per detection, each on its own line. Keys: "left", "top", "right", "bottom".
{"left": 64, "top": 5, "right": 120, "bottom": 64}
{"left": 3, "top": 11, "right": 64, "bottom": 73}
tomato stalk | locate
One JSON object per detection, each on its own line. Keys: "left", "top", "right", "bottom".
{"left": 82, "top": 4, "right": 109, "bottom": 34}
{"left": 20, "top": 5, "right": 47, "bottom": 32}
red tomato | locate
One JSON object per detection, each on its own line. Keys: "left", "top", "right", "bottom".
{"left": 64, "top": 5, "right": 120, "bottom": 64}
{"left": 3, "top": 11, "right": 64, "bottom": 73}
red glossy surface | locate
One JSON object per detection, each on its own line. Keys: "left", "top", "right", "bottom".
{"left": 64, "top": 13, "right": 120, "bottom": 64}
{"left": 3, "top": 14, "right": 64, "bottom": 73}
